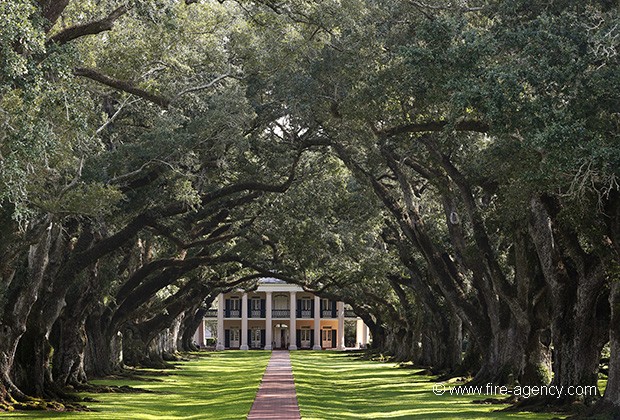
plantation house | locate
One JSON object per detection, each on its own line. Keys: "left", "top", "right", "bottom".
{"left": 194, "top": 278, "right": 369, "bottom": 350}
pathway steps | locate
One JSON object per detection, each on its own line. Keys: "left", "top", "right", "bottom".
{"left": 247, "top": 350, "right": 301, "bottom": 420}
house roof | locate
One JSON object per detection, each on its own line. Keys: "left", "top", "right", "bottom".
{"left": 258, "top": 277, "right": 287, "bottom": 284}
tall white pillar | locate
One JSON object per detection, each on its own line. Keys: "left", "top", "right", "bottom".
{"left": 356, "top": 318, "right": 366, "bottom": 349}
{"left": 216, "top": 293, "right": 225, "bottom": 350}
{"left": 289, "top": 291, "right": 297, "bottom": 350}
{"left": 362, "top": 323, "right": 369, "bottom": 347}
{"left": 198, "top": 318, "right": 206, "bottom": 347}
{"left": 337, "top": 301, "right": 345, "bottom": 350}
{"left": 313, "top": 295, "right": 321, "bottom": 350}
{"left": 265, "top": 291, "right": 273, "bottom": 350}
{"left": 240, "top": 292, "right": 249, "bottom": 350}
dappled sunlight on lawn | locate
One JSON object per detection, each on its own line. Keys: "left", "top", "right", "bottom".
{"left": 290, "top": 352, "right": 564, "bottom": 420}
{"left": 1, "top": 351, "right": 270, "bottom": 420}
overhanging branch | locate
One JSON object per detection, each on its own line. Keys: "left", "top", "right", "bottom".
{"left": 49, "top": 6, "right": 128, "bottom": 45}
{"left": 381, "top": 120, "right": 489, "bottom": 137}
{"left": 74, "top": 67, "right": 171, "bottom": 108}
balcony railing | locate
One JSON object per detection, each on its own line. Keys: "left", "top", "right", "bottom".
{"left": 321, "top": 310, "right": 334, "bottom": 318}
{"left": 225, "top": 310, "right": 240, "bottom": 318}
{"left": 204, "top": 309, "right": 217, "bottom": 318}
{"left": 299, "top": 310, "right": 312, "bottom": 318}
{"left": 250, "top": 310, "right": 263, "bottom": 318}
{"left": 272, "top": 309, "right": 290, "bottom": 318}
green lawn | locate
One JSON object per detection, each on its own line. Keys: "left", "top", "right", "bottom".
{"left": 0, "top": 351, "right": 579, "bottom": 419}
{"left": 290, "top": 351, "right": 563, "bottom": 420}
{"left": 1, "top": 351, "right": 270, "bottom": 420}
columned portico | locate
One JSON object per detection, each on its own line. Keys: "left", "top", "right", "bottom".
{"left": 264, "top": 291, "right": 273, "bottom": 350}
{"left": 313, "top": 296, "right": 321, "bottom": 350}
{"left": 216, "top": 293, "right": 225, "bottom": 350}
{"left": 212, "top": 278, "right": 367, "bottom": 351}
{"left": 289, "top": 291, "right": 297, "bottom": 350}
{"left": 240, "top": 293, "right": 249, "bottom": 350}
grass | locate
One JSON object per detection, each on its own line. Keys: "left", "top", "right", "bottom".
{"left": 290, "top": 351, "right": 565, "bottom": 420}
{"left": 1, "top": 350, "right": 596, "bottom": 419}
{"left": 1, "top": 351, "right": 270, "bottom": 420}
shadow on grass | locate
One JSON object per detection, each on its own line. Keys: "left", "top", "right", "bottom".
{"left": 1, "top": 351, "right": 271, "bottom": 420}
{"left": 290, "top": 351, "right": 565, "bottom": 420}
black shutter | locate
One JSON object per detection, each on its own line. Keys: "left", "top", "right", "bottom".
{"left": 296, "top": 299, "right": 301, "bottom": 318}
{"left": 310, "top": 299, "right": 315, "bottom": 315}
{"left": 310, "top": 329, "right": 314, "bottom": 348}
{"left": 261, "top": 299, "right": 266, "bottom": 317}
{"left": 331, "top": 301, "right": 337, "bottom": 318}
{"left": 224, "top": 329, "right": 230, "bottom": 348}
{"left": 331, "top": 329, "right": 337, "bottom": 347}
{"left": 261, "top": 329, "right": 266, "bottom": 348}
{"left": 248, "top": 330, "right": 252, "bottom": 349}
{"left": 296, "top": 330, "right": 301, "bottom": 349}
{"left": 225, "top": 299, "right": 231, "bottom": 317}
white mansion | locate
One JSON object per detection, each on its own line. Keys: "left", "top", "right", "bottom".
{"left": 194, "top": 278, "right": 369, "bottom": 350}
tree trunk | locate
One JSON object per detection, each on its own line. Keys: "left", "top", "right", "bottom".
{"left": 51, "top": 268, "right": 99, "bottom": 389}
{"left": 470, "top": 317, "right": 525, "bottom": 386}
{"left": 594, "top": 279, "right": 620, "bottom": 416}
{"left": 84, "top": 310, "right": 123, "bottom": 377}
{"left": 529, "top": 195, "right": 609, "bottom": 405}
{"left": 521, "top": 327, "right": 552, "bottom": 386}
{"left": 0, "top": 221, "right": 54, "bottom": 404}
{"left": 180, "top": 307, "right": 204, "bottom": 352}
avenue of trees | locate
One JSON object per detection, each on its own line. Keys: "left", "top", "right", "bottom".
{"left": 0, "top": 0, "right": 618, "bottom": 417}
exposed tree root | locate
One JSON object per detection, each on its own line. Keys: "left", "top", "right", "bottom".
{"left": 69, "top": 383, "right": 154, "bottom": 394}
{"left": 0, "top": 396, "right": 92, "bottom": 413}
{"left": 502, "top": 395, "right": 588, "bottom": 416}
{"left": 574, "top": 399, "right": 620, "bottom": 419}
{"left": 473, "top": 395, "right": 518, "bottom": 405}
{"left": 95, "top": 367, "right": 170, "bottom": 381}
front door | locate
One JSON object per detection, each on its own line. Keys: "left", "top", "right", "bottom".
{"left": 274, "top": 326, "right": 289, "bottom": 349}
{"left": 230, "top": 328, "right": 240, "bottom": 348}
{"left": 280, "top": 329, "right": 289, "bottom": 349}
{"left": 321, "top": 329, "right": 332, "bottom": 348}
{"left": 300, "top": 329, "right": 311, "bottom": 349}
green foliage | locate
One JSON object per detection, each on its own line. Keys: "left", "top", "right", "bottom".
{"left": 0, "top": 1, "right": 46, "bottom": 89}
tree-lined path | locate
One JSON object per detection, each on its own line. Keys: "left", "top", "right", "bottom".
{"left": 247, "top": 351, "right": 301, "bottom": 420}
{"left": 1, "top": 0, "right": 618, "bottom": 417}
{"left": 0, "top": 351, "right": 566, "bottom": 419}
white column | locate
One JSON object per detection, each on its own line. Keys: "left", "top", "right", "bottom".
{"left": 337, "top": 301, "right": 345, "bottom": 350}
{"left": 289, "top": 291, "right": 297, "bottom": 350}
{"left": 216, "top": 293, "right": 225, "bottom": 350}
{"left": 362, "top": 323, "right": 369, "bottom": 347}
{"left": 240, "top": 293, "right": 249, "bottom": 350}
{"left": 313, "top": 295, "right": 321, "bottom": 350}
{"left": 356, "top": 319, "right": 366, "bottom": 349}
{"left": 198, "top": 318, "right": 206, "bottom": 347}
{"left": 264, "top": 292, "right": 273, "bottom": 350}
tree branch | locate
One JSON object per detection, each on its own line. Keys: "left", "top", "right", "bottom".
{"left": 174, "top": 73, "right": 232, "bottom": 99}
{"left": 38, "top": 0, "right": 71, "bottom": 32}
{"left": 381, "top": 120, "right": 489, "bottom": 137}
{"left": 73, "top": 67, "right": 171, "bottom": 108}
{"left": 49, "top": 6, "right": 128, "bottom": 45}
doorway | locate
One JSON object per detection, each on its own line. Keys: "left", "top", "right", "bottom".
{"left": 321, "top": 328, "right": 332, "bottom": 348}
{"left": 274, "top": 324, "right": 289, "bottom": 349}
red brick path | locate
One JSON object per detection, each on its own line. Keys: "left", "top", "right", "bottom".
{"left": 247, "top": 351, "right": 301, "bottom": 420}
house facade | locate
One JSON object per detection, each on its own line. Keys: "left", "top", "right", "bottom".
{"left": 196, "top": 278, "right": 369, "bottom": 350}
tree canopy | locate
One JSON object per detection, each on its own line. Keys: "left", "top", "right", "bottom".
{"left": 0, "top": 0, "right": 619, "bottom": 416}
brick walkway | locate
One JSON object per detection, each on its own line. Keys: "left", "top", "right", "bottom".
{"left": 247, "top": 351, "right": 301, "bottom": 420}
